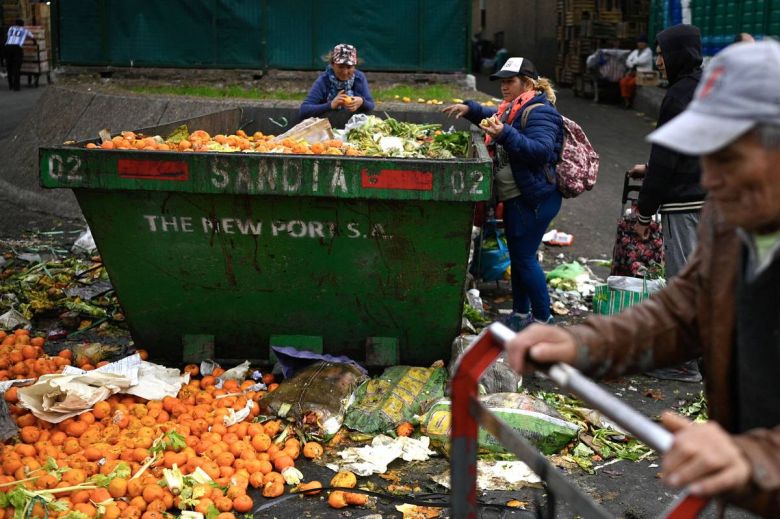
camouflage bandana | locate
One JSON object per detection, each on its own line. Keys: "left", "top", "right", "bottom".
{"left": 332, "top": 44, "right": 357, "bottom": 66}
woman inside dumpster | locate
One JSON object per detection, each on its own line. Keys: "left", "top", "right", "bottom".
{"left": 299, "top": 43, "right": 375, "bottom": 120}
{"left": 443, "top": 57, "right": 564, "bottom": 331}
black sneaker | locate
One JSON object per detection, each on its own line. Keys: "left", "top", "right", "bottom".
{"left": 502, "top": 313, "right": 533, "bottom": 332}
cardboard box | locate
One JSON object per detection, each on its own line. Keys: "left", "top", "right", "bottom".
{"left": 636, "top": 70, "right": 660, "bottom": 87}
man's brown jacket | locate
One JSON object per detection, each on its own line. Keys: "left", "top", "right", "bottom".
{"left": 568, "top": 204, "right": 780, "bottom": 517}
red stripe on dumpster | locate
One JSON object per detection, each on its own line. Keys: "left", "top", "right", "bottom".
{"left": 117, "top": 160, "right": 189, "bottom": 181}
{"left": 361, "top": 168, "right": 433, "bottom": 191}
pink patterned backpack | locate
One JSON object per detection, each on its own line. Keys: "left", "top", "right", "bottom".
{"left": 522, "top": 105, "right": 600, "bottom": 198}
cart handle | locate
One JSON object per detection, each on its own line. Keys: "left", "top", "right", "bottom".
{"left": 451, "top": 322, "right": 708, "bottom": 519}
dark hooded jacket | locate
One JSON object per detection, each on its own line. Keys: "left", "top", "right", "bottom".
{"left": 637, "top": 25, "right": 707, "bottom": 224}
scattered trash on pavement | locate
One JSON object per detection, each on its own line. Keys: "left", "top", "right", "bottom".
{"left": 17, "top": 369, "right": 133, "bottom": 422}
{"left": 0, "top": 309, "right": 29, "bottom": 330}
{"left": 260, "top": 361, "right": 367, "bottom": 435}
{"left": 395, "top": 503, "right": 443, "bottom": 518}
{"left": 450, "top": 335, "right": 522, "bottom": 394}
{"left": 217, "top": 359, "right": 251, "bottom": 382}
{"left": 465, "top": 288, "right": 485, "bottom": 315}
{"left": 71, "top": 228, "right": 97, "bottom": 255}
{"left": 271, "top": 345, "right": 367, "bottom": 379}
{"left": 542, "top": 229, "right": 574, "bottom": 246}
{"left": 335, "top": 434, "right": 436, "bottom": 476}
{"left": 432, "top": 459, "right": 541, "bottom": 491}
{"left": 344, "top": 365, "right": 446, "bottom": 434}
{"left": 421, "top": 393, "right": 579, "bottom": 455}
{"left": 0, "top": 252, "right": 122, "bottom": 326}
{"left": 546, "top": 262, "right": 589, "bottom": 291}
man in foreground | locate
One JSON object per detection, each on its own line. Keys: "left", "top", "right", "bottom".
{"left": 506, "top": 40, "right": 780, "bottom": 517}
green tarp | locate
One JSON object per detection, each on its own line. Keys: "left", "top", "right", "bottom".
{"left": 56, "top": 0, "right": 468, "bottom": 71}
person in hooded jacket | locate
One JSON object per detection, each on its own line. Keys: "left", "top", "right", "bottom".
{"left": 628, "top": 25, "right": 707, "bottom": 382}
{"left": 443, "top": 57, "right": 564, "bottom": 330}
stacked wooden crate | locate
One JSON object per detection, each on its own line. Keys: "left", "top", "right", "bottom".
{"left": 1, "top": 0, "right": 31, "bottom": 26}
{"left": 21, "top": 25, "right": 50, "bottom": 85}
{"left": 556, "top": 0, "right": 596, "bottom": 86}
{"left": 618, "top": 0, "right": 649, "bottom": 40}
{"left": 32, "top": 1, "right": 51, "bottom": 57}
{"left": 555, "top": 0, "right": 650, "bottom": 87}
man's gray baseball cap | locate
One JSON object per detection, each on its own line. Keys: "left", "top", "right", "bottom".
{"left": 648, "top": 39, "right": 780, "bottom": 155}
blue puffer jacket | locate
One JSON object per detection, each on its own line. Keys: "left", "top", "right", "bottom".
{"left": 465, "top": 93, "right": 564, "bottom": 207}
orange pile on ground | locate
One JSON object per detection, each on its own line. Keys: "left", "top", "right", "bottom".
{"left": 0, "top": 330, "right": 365, "bottom": 519}
{"left": 84, "top": 130, "right": 361, "bottom": 156}
{"left": 0, "top": 330, "right": 71, "bottom": 381}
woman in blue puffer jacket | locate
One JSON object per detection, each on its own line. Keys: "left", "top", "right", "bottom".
{"left": 444, "top": 57, "right": 564, "bottom": 330}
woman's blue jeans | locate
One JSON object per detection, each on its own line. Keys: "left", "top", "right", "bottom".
{"left": 503, "top": 191, "right": 562, "bottom": 320}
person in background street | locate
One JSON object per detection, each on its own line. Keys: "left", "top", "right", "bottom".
{"left": 629, "top": 25, "right": 706, "bottom": 382}
{"left": 4, "top": 19, "right": 36, "bottom": 92}
{"left": 299, "top": 43, "right": 374, "bottom": 120}
{"left": 734, "top": 32, "right": 755, "bottom": 43}
{"left": 443, "top": 57, "right": 564, "bottom": 331}
{"left": 619, "top": 34, "right": 653, "bottom": 108}
{"left": 505, "top": 40, "right": 780, "bottom": 518}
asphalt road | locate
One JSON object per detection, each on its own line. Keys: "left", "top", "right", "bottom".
{"left": 0, "top": 78, "right": 48, "bottom": 141}
{"left": 0, "top": 82, "right": 86, "bottom": 239}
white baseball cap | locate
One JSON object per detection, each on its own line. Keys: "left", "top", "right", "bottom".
{"left": 648, "top": 39, "right": 780, "bottom": 155}
{"left": 490, "top": 57, "right": 539, "bottom": 80}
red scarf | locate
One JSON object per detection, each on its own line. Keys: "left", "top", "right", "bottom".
{"left": 485, "top": 90, "right": 537, "bottom": 146}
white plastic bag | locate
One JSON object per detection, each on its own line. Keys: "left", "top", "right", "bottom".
{"left": 72, "top": 228, "right": 97, "bottom": 255}
{"left": 606, "top": 275, "right": 665, "bottom": 294}
{"left": 342, "top": 113, "right": 370, "bottom": 137}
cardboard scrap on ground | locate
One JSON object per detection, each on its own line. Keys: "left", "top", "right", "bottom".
{"left": 18, "top": 354, "right": 189, "bottom": 423}
{"left": 63, "top": 353, "right": 189, "bottom": 401}
{"left": 0, "top": 309, "right": 30, "bottom": 329}
{"left": 432, "top": 460, "right": 542, "bottom": 491}
{"left": 272, "top": 117, "right": 334, "bottom": 144}
{"left": 336, "top": 434, "right": 436, "bottom": 476}
{"left": 17, "top": 370, "right": 132, "bottom": 423}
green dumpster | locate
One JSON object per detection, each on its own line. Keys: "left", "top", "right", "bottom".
{"left": 39, "top": 108, "right": 492, "bottom": 365}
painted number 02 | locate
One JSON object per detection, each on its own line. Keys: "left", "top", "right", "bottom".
{"left": 48, "top": 154, "right": 83, "bottom": 181}
{"left": 450, "top": 171, "right": 484, "bottom": 195}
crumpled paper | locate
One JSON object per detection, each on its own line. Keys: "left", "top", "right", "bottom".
{"left": 0, "top": 309, "right": 30, "bottom": 329}
{"left": 72, "top": 228, "right": 97, "bottom": 255}
{"left": 17, "top": 371, "right": 132, "bottom": 423}
{"left": 335, "top": 434, "right": 436, "bottom": 476}
{"left": 63, "top": 353, "right": 188, "bottom": 401}
{"left": 432, "top": 460, "right": 542, "bottom": 491}
{"left": 18, "top": 354, "right": 189, "bottom": 423}
{"left": 224, "top": 400, "right": 254, "bottom": 426}
{"left": 218, "top": 360, "right": 251, "bottom": 383}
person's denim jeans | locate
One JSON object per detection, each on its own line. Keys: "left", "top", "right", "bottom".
{"left": 503, "top": 192, "right": 562, "bottom": 320}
